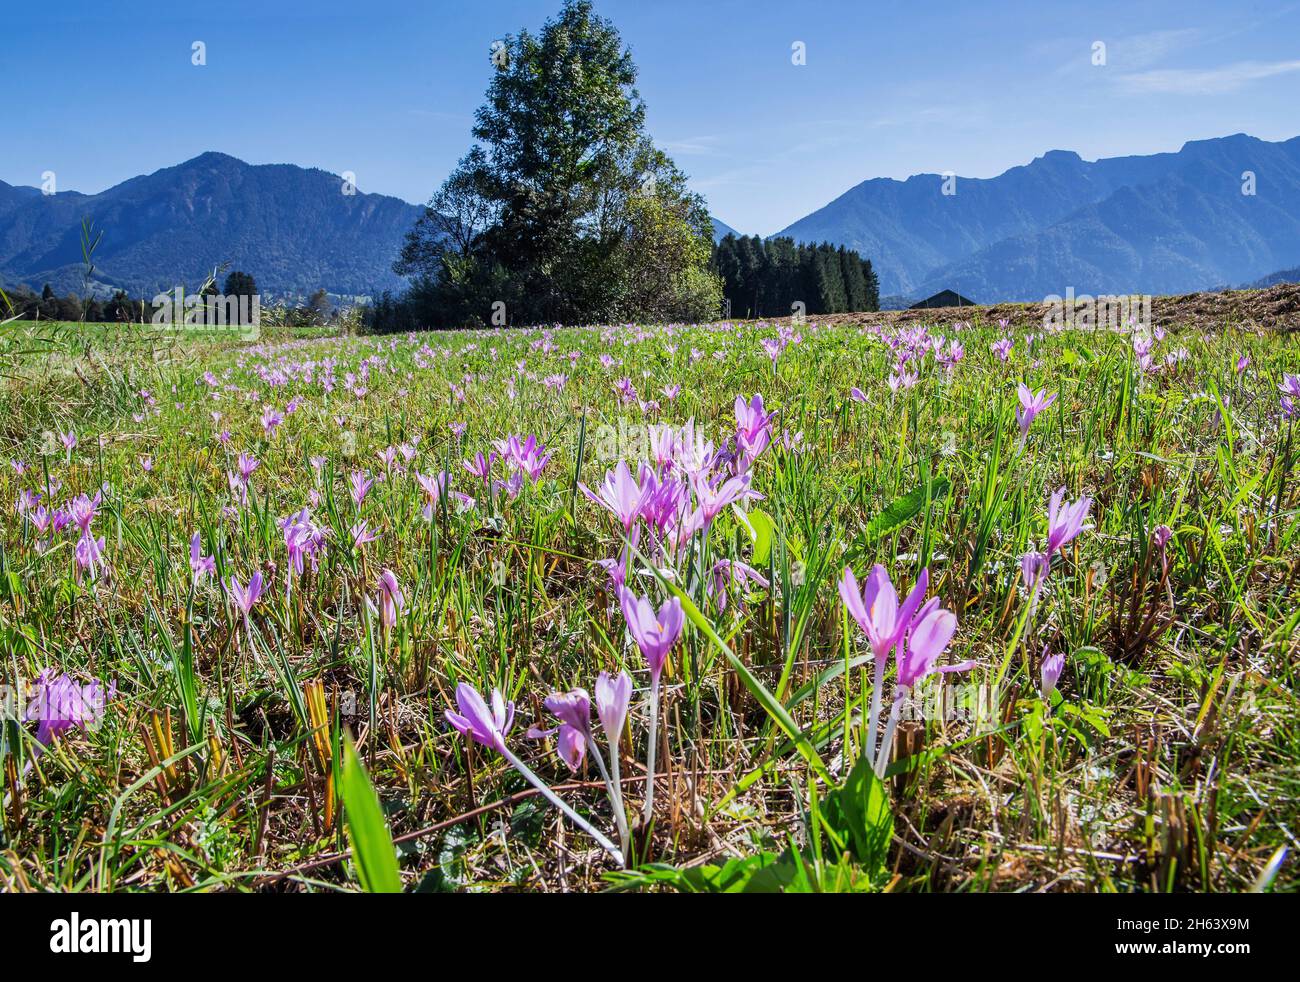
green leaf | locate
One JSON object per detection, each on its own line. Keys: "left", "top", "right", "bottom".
{"left": 744, "top": 508, "right": 776, "bottom": 566}
{"left": 340, "top": 738, "right": 403, "bottom": 893}
{"left": 866, "top": 477, "right": 950, "bottom": 542}
{"left": 821, "top": 754, "right": 894, "bottom": 879}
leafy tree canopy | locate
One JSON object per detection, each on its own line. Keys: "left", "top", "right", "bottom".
{"left": 394, "top": 0, "right": 720, "bottom": 328}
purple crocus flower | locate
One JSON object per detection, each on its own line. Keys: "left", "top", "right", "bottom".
{"left": 619, "top": 586, "right": 683, "bottom": 823}
{"left": 445, "top": 682, "right": 514, "bottom": 754}
{"left": 1280, "top": 374, "right": 1300, "bottom": 419}
{"left": 838, "top": 564, "right": 929, "bottom": 665}
{"left": 1020, "top": 550, "right": 1048, "bottom": 592}
{"left": 594, "top": 670, "right": 632, "bottom": 749}
{"left": 376, "top": 568, "right": 404, "bottom": 630}
{"left": 1016, "top": 383, "right": 1058, "bottom": 438}
{"left": 580, "top": 460, "right": 646, "bottom": 532}
{"left": 349, "top": 470, "right": 374, "bottom": 508}
{"left": 237, "top": 452, "right": 259, "bottom": 483}
{"left": 226, "top": 571, "right": 264, "bottom": 626}
{"left": 618, "top": 588, "right": 684, "bottom": 683}
{"left": 708, "top": 559, "right": 770, "bottom": 612}
{"left": 895, "top": 598, "right": 969, "bottom": 688}
{"left": 734, "top": 394, "right": 776, "bottom": 467}
{"left": 543, "top": 688, "right": 592, "bottom": 737}
{"left": 695, "top": 472, "right": 758, "bottom": 527}
{"left": 350, "top": 520, "right": 378, "bottom": 550}
{"left": 24, "top": 669, "right": 115, "bottom": 746}
{"left": 1046, "top": 487, "right": 1092, "bottom": 556}
{"left": 538, "top": 688, "right": 592, "bottom": 771}
{"left": 874, "top": 592, "right": 971, "bottom": 776}
{"left": 190, "top": 532, "right": 216, "bottom": 581}
{"left": 462, "top": 451, "right": 495, "bottom": 486}
{"left": 75, "top": 533, "right": 107, "bottom": 581}
{"left": 616, "top": 587, "right": 686, "bottom": 686}
{"left": 261, "top": 407, "right": 284, "bottom": 435}
{"left": 68, "top": 491, "right": 101, "bottom": 536}
{"left": 1040, "top": 648, "right": 1065, "bottom": 701}
{"left": 416, "top": 470, "right": 449, "bottom": 521}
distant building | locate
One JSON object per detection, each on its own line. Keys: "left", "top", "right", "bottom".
{"left": 910, "top": 289, "right": 976, "bottom": 309}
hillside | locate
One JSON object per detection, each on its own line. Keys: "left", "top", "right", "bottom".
{"left": 0, "top": 153, "right": 425, "bottom": 298}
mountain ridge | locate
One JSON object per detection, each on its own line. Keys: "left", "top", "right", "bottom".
{"left": 0, "top": 152, "right": 426, "bottom": 298}
{"left": 775, "top": 132, "right": 1300, "bottom": 302}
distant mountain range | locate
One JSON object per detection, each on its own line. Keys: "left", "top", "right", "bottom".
{"left": 0, "top": 152, "right": 425, "bottom": 299}
{"left": 1244, "top": 265, "right": 1300, "bottom": 289}
{"left": 0, "top": 150, "right": 744, "bottom": 300}
{"left": 774, "top": 133, "right": 1300, "bottom": 302}
{"left": 4, "top": 135, "right": 1297, "bottom": 305}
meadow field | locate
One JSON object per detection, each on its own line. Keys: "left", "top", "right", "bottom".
{"left": 0, "top": 313, "right": 1297, "bottom": 893}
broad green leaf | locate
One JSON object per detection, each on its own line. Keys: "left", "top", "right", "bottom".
{"left": 340, "top": 737, "right": 403, "bottom": 893}
{"left": 821, "top": 754, "right": 894, "bottom": 879}
{"left": 866, "top": 477, "right": 950, "bottom": 542}
{"left": 744, "top": 508, "right": 776, "bottom": 566}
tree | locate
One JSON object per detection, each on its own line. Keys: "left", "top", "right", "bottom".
{"left": 224, "top": 271, "right": 257, "bottom": 299}
{"left": 710, "top": 236, "right": 878, "bottom": 317}
{"left": 840, "top": 246, "right": 867, "bottom": 312}
{"left": 308, "top": 288, "right": 333, "bottom": 324}
{"left": 861, "top": 258, "right": 880, "bottom": 312}
{"left": 395, "top": 0, "right": 718, "bottom": 327}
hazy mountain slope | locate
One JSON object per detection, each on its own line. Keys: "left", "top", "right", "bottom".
{"left": 0, "top": 153, "right": 424, "bottom": 298}
{"left": 775, "top": 133, "right": 1300, "bottom": 300}
{"left": 711, "top": 216, "right": 740, "bottom": 242}
{"left": 914, "top": 135, "right": 1300, "bottom": 301}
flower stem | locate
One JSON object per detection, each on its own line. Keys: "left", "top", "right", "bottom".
{"left": 586, "top": 735, "right": 630, "bottom": 861}
{"left": 643, "top": 676, "right": 660, "bottom": 824}
{"left": 866, "top": 652, "right": 885, "bottom": 763}
{"left": 500, "top": 746, "right": 625, "bottom": 866}
{"left": 874, "top": 688, "right": 907, "bottom": 778}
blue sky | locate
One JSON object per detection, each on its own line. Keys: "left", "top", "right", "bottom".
{"left": 5, "top": 0, "right": 1300, "bottom": 235}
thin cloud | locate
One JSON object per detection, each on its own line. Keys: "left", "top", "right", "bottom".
{"left": 661, "top": 136, "right": 726, "bottom": 157}
{"left": 1118, "top": 58, "right": 1300, "bottom": 94}
{"left": 1111, "top": 29, "right": 1202, "bottom": 69}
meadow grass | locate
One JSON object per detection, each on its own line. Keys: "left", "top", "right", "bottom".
{"left": 0, "top": 315, "right": 1296, "bottom": 893}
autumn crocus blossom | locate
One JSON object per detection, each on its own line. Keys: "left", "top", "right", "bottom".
{"left": 839, "top": 565, "right": 929, "bottom": 663}
{"left": 894, "top": 597, "right": 966, "bottom": 688}
{"left": 581, "top": 460, "right": 645, "bottom": 532}
{"left": 1040, "top": 648, "right": 1065, "bottom": 702}
{"left": 1281, "top": 374, "right": 1300, "bottom": 419}
{"left": 839, "top": 564, "right": 930, "bottom": 761}
{"left": 618, "top": 587, "right": 683, "bottom": 822}
{"left": 734, "top": 393, "right": 776, "bottom": 466}
{"left": 416, "top": 470, "right": 449, "bottom": 521}
{"left": 531, "top": 688, "right": 591, "bottom": 772}
{"left": 595, "top": 670, "right": 632, "bottom": 748}
{"left": 876, "top": 594, "right": 971, "bottom": 777}
{"left": 226, "top": 571, "right": 264, "bottom": 628}
{"left": 445, "top": 682, "right": 514, "bottom": 754}
{"left": 1046, "top": 487, "right": 1092, "bottom": 556}
{"left": 1016, "top": 383, "right": 1057, "bottom": 438}
{"left": 24, "top": 669, "right": 115, "bottom": 746}
{"left": 189, "top": 532, "right": 216, "bottom": 581}
{"left": 376, "top": 569, "right": 404, "bottom": 630}
{"left": 618, "top": 588, "right": 683, "bottom": 683}
{"left": 446, "top": 682, "right": 624, "bottom": 865}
